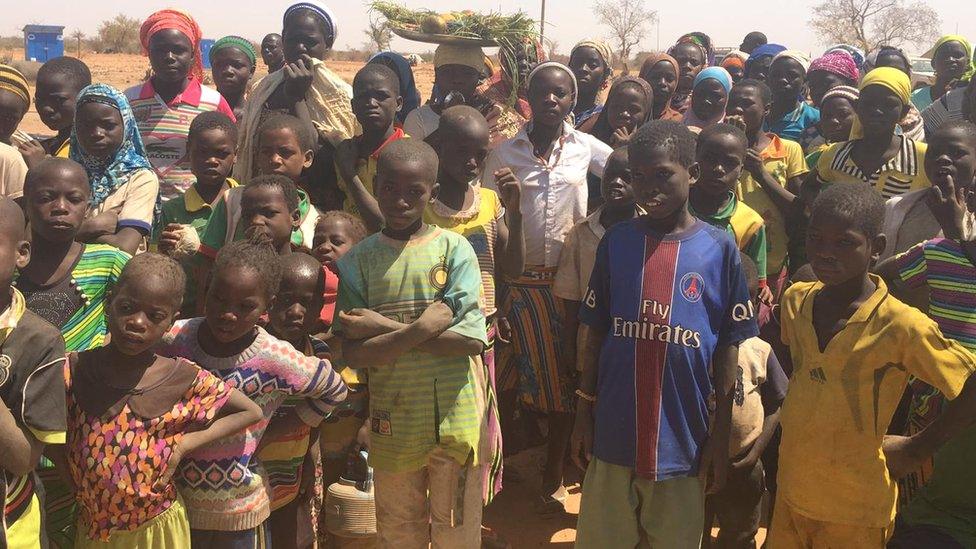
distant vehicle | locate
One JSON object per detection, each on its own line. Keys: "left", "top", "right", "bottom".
{"left": 910, "top": 57, "right": 935, "bottom": 89}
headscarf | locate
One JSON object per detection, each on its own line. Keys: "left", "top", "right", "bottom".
{"left": 821, "top": 85, "right": 859, "bottom": 104}
{"left": 140, "top": 9, "right": 204, "bottom": 82}
{"left": 850, "top": 67, "right": 911, "bottom": 138}
{"left": 434, "top": 44, "right": 492, "bottom": 78}
{"left": 683, "top": 67, "right": 732, "bottom": 129}
{"left": 809, "top": 50, "right": 859, "bottom": 82}
{"left": 772, "top": 50, "right": 812, "bottom": 73}
{"left": 826, "top": 44, "right": 865, "bottom": 70}
{"left": 527, "top": 62, "right": 578, "bottom": 111}
{"left": 571, "top": 38, "right": 615, "bottom": 80}
{"left": 69, "top": 84, "right": 153, "bottom": 210}
{"left": 677, "top": 32, "right": 714, "bottom": 66}
{"left": 721, "top": 50, "right": 749, "bottom": 70}
{"left": 745, "top": 43, "right": 787, "bottom": 74}
{"left": 284, "top": 1, "right": 339, "bottom": 49}
{"left": 640, "top": 52, "right": 680, "bottom": 81}
{"left": 369, "top": 52, "right": 421, "bottom": 125}
{"left": 589, "top": 76, "right": 654, "bottom": 145}
{"left": 926, "top": 35, "right": 975, "bottom": 81}
{"left": 210, "top": 36, "right": 257, "bottom": 69}
{"left": 0, "top": 64, "right": 29, "bottom": 109}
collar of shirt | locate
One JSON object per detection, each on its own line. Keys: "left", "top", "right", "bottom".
{"left": 760, "top": 134, "right": 790, "bottom": 161}
{"left": 584, "top": 205, "right": 607, "bottom": 240}
{"left": 689, "top": 192, "right": 737, "bottom": 224}
{"left": 513, "top": 121, "right": 574, "bottom": 165}
{"left": 184, "top": 178, "right": 239, "bottom": 213}
{"left": 798, "top": 274, "right": 888, "bottom": 327}
{"left": 368, "top": 127, "right": 405, "bottom": 160}
{"left": 833, "top": 135, "right": 919, "bottom": 180}
{"left": 0, "top": 288, "right": 26, "bottom": 345}
{"left": 137, "top": 77, "right": 203, "bottom": 108}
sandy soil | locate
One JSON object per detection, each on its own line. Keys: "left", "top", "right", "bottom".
{"left": 2, "top": 49, "right": 436, "bottom": 137}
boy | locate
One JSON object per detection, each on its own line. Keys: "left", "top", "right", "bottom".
{"left": 261, "top": 33, "right": 285, "bottom": 73}
{"left": 334, "top": 63, "right": 406, "bottom": 233}
{"left": 124, "top": 9, "right": 236, "bottom": 201}
{"left": 572, "top": 120, "right": 758, "bottom": 548}
{"left": 690, "top": 123, "right": 769, "bottom": 288}
{"left": 0, "top": 65, "right": 29, "bottom": 200}
{"left": 0, "top": 197, "right": 68, "bottom": 548}
{"left": 312, "top": 211, "right": 368, "bottom": 331}
{"left": 553, "top": 147, "right": 638, "bottom": 377}
{"left": 154, "top": 111, "right": 238, "bottom": 317}
{"left": 334, "top": 138, "right": 488, "bottom": 547}
{"left": 770, "top": 182, "right": 976, "bottom": 547}
{"left": 17, "top": 56, "right": 92, "bottom": 167}
{"left": 764, "top": 51, "right": 820, "bottom": 150}
{"left": 703, "top": 254, "right": 787, "bottom": 548}
{"left": 878, "top": 121, "right": 976, "bottom": 547}
{"left": 727, "top": 79, "right": 809, "bottom": 281}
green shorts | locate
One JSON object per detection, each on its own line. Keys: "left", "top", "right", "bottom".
{"left": 576, "top": 458, "right": 704, "bottom": 549}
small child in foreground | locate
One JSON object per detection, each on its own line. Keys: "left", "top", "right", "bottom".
{"left": 572, "top": 120, "right": 758, "bottom": 548}
{"left": 311, "top": 211, "right": 367, "bottom": 332}
{"left": 703, "top": 254, "right": 787, "bottom": 548}
{"left": 769, "top": 182, "right": 976, "bottom": 547}
{"left": 156, "top": 241, "right": 347, "bottom": 546}
{"left": 334, "top": 138, "right": 488, "bottom": 547}
{"left": 60, "top": 253, "right": 261, "bottom": 546}
{"left": 0, "top": 197, "right": 67, "bottom": 548}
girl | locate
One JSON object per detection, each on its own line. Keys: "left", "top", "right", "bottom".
{"left": 923, "top": 70, "right": 976, "bottom": 136}
{"left": 210, "top": 36, "right": 258, "bottom": 121}
{"left": 864, "top": 45, "right": 926, "bottom": 141}
{"left": 368, "top": 51, "right": 421, "bottom": 126}
{"left": 744, "top": 43, "right": 786, "bottom": 81}
{"left": 721, "top": 50, "right": 748, "bottom": 82}
{"left": 683, "top": 67, "right": 732, "bottom": 132}
{"left": 61, "top": 253, "right": 261, "bottom": 547}
{"left": 668, "top": 38, "right": 708, "bottom": 114}
{"left": 234, "top": 1, "right": 358, "bottom": 182}
{"left": 639, "top": 52, "right": 683, "bottom": 121}
{"left": 807, "top": 50, "right": 860, "bottom": 106}
{"left": 813, "top": 67, "right": 931, "bottom": 199}
{"left": 765, "top": 50, "right": 821, "bottom": 151}
{"left": 806, "top": 85, "right": 859, "bottom": 169}
{"left": 71, "top": 84, "right": 160, "bottom": 255}
{"left": 480, "top": 38, "right": 547, "bottom": 120}
{"left": 483, "top": 62, "right": 611, "bottom": 514}
{"left": 589, "top": 77, "right": 654, "bottom": 147}
{"left": 125, "top": 9, "right": 236, "bottom": 200}
{"left": 912, "top": 35, "right": 974, "bottom": 111}
{"left": 568, "top": 39, "right": 614, "bottom": 132}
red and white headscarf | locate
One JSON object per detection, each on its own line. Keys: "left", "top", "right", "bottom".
{"left": 139, "top": 9, "right": 204, "bottom": 81}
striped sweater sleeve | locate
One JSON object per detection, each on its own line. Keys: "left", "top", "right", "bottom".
{"left": 263, "top": 339, "right": 348, "bottom": 426}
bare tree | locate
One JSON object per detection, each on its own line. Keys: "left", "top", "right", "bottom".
{"left": 70, "top": 30, "right": 85, "bottom": 57}
{"left": 364, "top": 17, "right": 392, "bottom": 54}
{"left": 809, "top": 0, "right": 940, "bottom": 53}
{"left": 592, "top": 0, "right": 656, "bottom": 73}
{"left": 97, "top": 14, "right": 140, "bottom": 54}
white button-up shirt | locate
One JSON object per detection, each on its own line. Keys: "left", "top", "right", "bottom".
{"left": 483, "top": 122, "right": 611, "bottom": 267}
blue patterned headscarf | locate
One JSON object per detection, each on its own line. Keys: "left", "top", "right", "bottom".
{"left": 70, "top": 84, "right": 153, "bottom": 210}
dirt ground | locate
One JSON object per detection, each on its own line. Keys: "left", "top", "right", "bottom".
{"left": 2, "top": 49, "right": 436, "bottom": 137}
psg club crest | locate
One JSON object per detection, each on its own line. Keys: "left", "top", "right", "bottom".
{"left": 680, "top": 272, "right": 704, "bottom": 303}
{"left": 0, "top": 354, "right": 10, "bottom": 388}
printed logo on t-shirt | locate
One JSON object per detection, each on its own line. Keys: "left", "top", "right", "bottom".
{"left": 809, "top": 367, "right": 827, "bottom": 384}
{"left": 731, "top": 300, "right": 756, "bottom": 322}
{"left": 680, "top": 272, "right": 704, "bottom": 303}
{"left": 371, "top": 410, "right": 393, "bottom": 436}
{"left": 0, "top": 354, "right": 9, "bottom": 387}
{"left": 428, "top": 255, "right": 449, "bottom": 290}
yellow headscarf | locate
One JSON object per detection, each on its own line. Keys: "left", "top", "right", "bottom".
{"left": 850, "top": 67, "right": 911, "bottom": 139}
{"left": 434, "top": 44, "right": 492, "bottom": 78}
{"left": 924, "top": 35, "right": 975, "bottom": 80}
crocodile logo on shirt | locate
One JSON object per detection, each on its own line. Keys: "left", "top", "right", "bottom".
{"left": 809, "top": 367, "right": 827, "bottom": 384}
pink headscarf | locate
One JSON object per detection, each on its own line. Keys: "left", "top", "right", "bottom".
{"left": 809, "top": 50, "right": 860, "bottom": 83}
{"left": 140, "top": 9, "right": 205, "bottom": 82}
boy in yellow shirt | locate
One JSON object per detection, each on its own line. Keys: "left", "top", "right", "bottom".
{"left": 770, "top": 182, "right": 976, "bottom": 547}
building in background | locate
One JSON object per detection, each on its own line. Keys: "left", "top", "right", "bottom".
{"left": 23, "top": 25, "right": 65, "bottom": 62}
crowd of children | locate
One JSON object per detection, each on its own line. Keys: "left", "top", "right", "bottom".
{"left": 1, "top": 4, "right": 976, "bottom": 548}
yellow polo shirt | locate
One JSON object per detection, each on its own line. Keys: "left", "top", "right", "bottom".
{"left": 778, "top": 276, "right": 976, "bottom": 528}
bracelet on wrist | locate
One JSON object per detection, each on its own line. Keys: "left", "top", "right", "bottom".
{"left": 575, "top": 389, "right": 597, "bottom": 403}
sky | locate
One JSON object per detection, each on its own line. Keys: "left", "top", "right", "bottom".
{"left": 7, "top": 0, "right": 976, "bottom": 57}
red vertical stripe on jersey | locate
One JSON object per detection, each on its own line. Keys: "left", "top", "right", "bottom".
{"left": 634, "top": 238, "right": 679, "bottom": 477}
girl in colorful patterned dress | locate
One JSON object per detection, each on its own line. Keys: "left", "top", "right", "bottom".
{"left": 58, "top": 253, "right": 262, "bottom": 548}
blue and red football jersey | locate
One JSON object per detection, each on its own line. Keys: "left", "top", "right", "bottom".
{"left": 580, "top": 219, "right": 758, "bottom": 480}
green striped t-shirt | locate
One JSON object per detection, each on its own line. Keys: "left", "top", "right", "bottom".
{"left": 335, "top": 225, "right": 488, "bottom": 473}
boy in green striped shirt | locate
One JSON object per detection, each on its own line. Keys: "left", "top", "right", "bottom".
{"left": 334, "top": 139, "right": 488, "bottom": 548}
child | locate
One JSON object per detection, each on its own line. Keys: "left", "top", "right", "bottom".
{"left": 71, "top": 84, "right": 160, "bottom": 255}
{"left": 588, "top": 76, "right": 654, "bottom": 148}
{"left": 807, "top": 50, "right": 859, "bottom": 107}
{"left": 260, "top": 252, "right": 329, "bottom": 549}
{"left": 814, "top": 68, "right": 931, "bottom": 199}
{"left": 769, "top": 182, "right": 976, "bottom": 547}
{"left": 125, "top": 9, "right": 236, "bottom": 201}
{"left": 765, "top": 50, "right": 820, "bottom": 151}
{"left": 0, "top": 64, "right": 29, "bottom": 146}
{"left": 62, "top": 253, "right": 261, "bottom": 547}
{"left": 878, "top": 121, "right": 976, "bottom": 548}
{"left": 425, "top": 105, "right": 526, "bottom": 505}
{"left": 482, "top": 62, "right": 611, "bottom": 512}
{"left": 210, "top": 36, "right": 257, "bottom": 121}
{"left": 334, "top": 138, "right": 488, "bottom": 547}
{"left": 571, "top": 120, "right": 758, "bottom": 548}
{"left": 311, "top": 211, "right": 367, "bottom": 330}
{"left": 727, "top": 79, "right": 809, "bottom": 281}
{"left": 154, "top": 111, "right": 239, "bottom": 317}
{"left": 334, "top": 63, "right": 406, "bottom": 232}
{"left": 690, "top": 123, "right": 769, "bottom": 288}
{"left": 0, "top": 196, "right": 67, "bottom": 548}
{"left": 261, "top": 33, "right": 285, "bottom": 73}
{"left": 702, "top": 254, "right": 787, "bottom": 548}
{"left": 912, "top": 36, "right": 972, "bottom": 111}
{"left": 744, "top": 43, "right": 786, "bottom": 82}
{"left": 720, "top": 51, "right": 747, "bottom": 83}
{"left": 234, "top": 1, "right": 357, "bottom": 182}
{"left": 155, "top": 240, "right": 347, "bottom": 545}
{"left": 668, "top": 39, "right": 708, "bottom": 114}
{"left": 806, "top": 85, "right": 859, "bottom": 169}
{"left": 568, "top": 39, "right": 614, "bottom": 132}
{"left": 553, "top": 146, "right": 638, "bottom": 390}
{"left": 368, "top": 52, "right": 422, "bottom": 126}
{"left": 682, "top": 67, "right": 732, "bottom": 132}
{"left": 639, "top": 53, "right": 683, "bottom": 121}
{"left": 402, "top": 44, "right": 491, "bottom": 142}
{"left": 16, "top": 56, "right": 92, "bottom": 167}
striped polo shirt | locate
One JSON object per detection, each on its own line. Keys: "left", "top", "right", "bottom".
{"left": 125, "top": 79, "right": 236, "bottom": 200}
{"left": 816, "top": 135, "right": 931, "bottom": 199}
